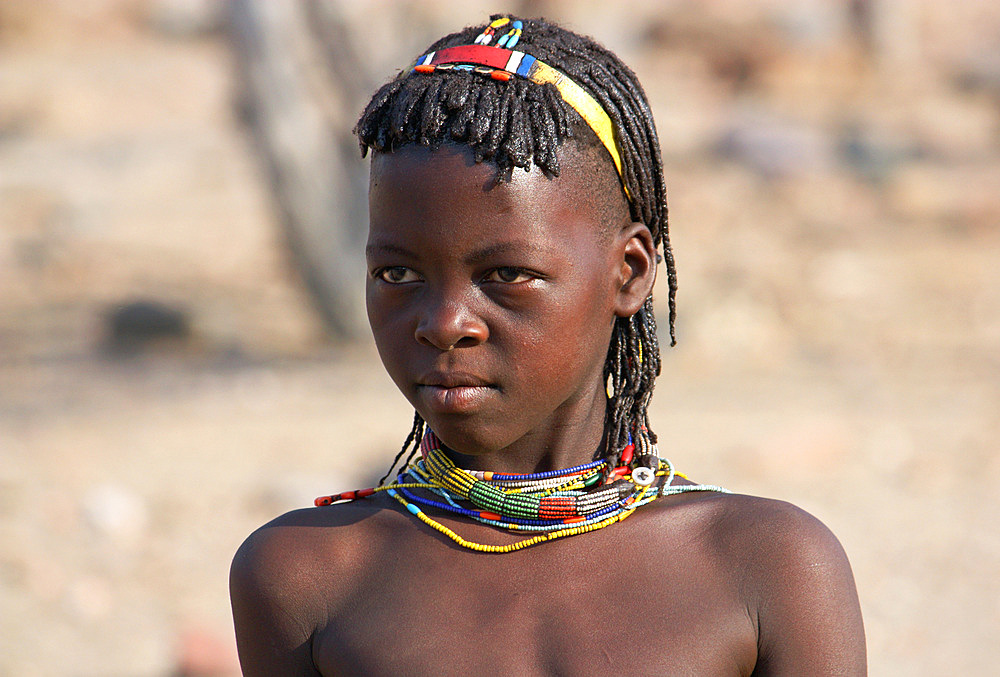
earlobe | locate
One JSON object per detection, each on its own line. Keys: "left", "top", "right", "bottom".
{"left": 614, "top": 222, "right": 657, "bottom": 318}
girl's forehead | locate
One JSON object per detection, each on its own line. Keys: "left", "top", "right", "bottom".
{"left": 368, "top": 143, "right": 627, "bottom": 243}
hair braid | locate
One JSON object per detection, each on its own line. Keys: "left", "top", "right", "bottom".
{"left": 378, "top": 410, "right": 425, "bottom": 486}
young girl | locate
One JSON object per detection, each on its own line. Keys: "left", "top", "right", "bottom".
{"left": 231, "top": 16, "right": 866, "bottom": 676}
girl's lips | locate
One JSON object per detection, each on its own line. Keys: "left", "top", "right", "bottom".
{"left": 417, "top": 384, "right": 495, "bottom": 413}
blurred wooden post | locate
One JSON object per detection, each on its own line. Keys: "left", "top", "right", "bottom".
{"left": 228, "top": 0, "right": 370, "bottom": 340}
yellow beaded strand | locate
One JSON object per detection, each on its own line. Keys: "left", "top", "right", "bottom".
{"left": 388, "top": 485, "right": 651, "bottom": 553}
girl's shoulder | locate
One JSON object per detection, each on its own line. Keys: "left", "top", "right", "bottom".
{"left": 231, "top": 494, "right": 408, "bottom": 592}
{"left": 703, "top": 491, "right": 848, "bottom": 563}
{"left": 229, "top": 497, "right": 410, "bottom": 673}
{"left": 651, "top": 489, "right": 867, "bottom": 673}
{"left": 651, "top": 487, "right": 855, "bottom": 589}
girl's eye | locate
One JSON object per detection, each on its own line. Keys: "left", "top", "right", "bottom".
{"left": 485, "top": 267, "right": 532, "bottom": 284}
{"left": 376, "top": 266, "right": 419, "bottom": 284}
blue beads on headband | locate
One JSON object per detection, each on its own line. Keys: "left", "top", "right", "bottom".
{"left": 497, "top": 20, "right": 523, "bottom": 49}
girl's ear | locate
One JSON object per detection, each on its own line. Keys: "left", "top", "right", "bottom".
{"left": 614, "top": 222, "right": 657, "bottom": 318}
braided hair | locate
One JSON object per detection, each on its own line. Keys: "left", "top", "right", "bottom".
{"left": 357, "top": 16, "right": 674, "bottom": 481}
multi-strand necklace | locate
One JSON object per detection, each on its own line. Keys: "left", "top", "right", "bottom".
{"left": 315, "top": 430, "right": 729, "bottom": 553}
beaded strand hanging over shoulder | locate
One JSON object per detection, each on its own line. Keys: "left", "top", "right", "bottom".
{"left": 315, "top": 430, "right": 729, "bottom": 554}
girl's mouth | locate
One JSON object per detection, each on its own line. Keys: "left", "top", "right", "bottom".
{"left": 416, "top": 384, "right": 496, "bottom": 413}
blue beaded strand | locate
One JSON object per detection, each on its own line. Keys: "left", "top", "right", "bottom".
{"left": 485, "top": 458, "right": 605, "bottom": 482}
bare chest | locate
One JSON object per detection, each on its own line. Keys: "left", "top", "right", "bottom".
{"left": 312, "top": 512, "right": 757, "bottom": 676}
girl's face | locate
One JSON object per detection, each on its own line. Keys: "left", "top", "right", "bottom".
{"left": 366, "top": 144, "right": 653, "bottom": 468}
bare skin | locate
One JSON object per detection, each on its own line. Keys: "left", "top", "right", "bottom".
{"left": 231, "top": 144, "right": 866, "bottom": 676}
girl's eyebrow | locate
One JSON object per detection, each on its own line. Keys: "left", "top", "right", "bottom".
{"left": 463, "top": 241, "right": 548, "bottom": 265}
{"left": 367, "top": 241, "right": 551, "bottom": 264}
{"left": 366, "top": 242, "right": 418, "bottom": 259}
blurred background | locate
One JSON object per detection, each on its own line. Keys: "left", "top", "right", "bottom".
{"left": 1, "top": 0, "right": 998, "bottom": 674}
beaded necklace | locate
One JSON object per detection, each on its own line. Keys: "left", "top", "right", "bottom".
{"left": 315, "top": 431, "right": 729, "bottom": 553}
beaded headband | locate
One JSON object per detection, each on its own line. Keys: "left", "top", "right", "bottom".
{"left": 408, "top": 18, "right": 631, "bottom": 200}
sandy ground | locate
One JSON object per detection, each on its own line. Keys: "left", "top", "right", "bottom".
{"left": 1, "top": 2, "right": 999, "bottom": 675}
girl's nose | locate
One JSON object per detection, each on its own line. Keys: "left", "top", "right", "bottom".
{"left": 414, "top": 291, "right": 488, "bottom": 351}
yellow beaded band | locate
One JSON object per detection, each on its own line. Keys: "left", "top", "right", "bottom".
{"left": 410, "top": 44, "right": 631, "bottom": 200}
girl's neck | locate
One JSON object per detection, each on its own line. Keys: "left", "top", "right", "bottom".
{"left": 442, "top": 416, "right": 608, "bottom": 475}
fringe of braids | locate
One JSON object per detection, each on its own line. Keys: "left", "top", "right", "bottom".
{"left": 357, "top": 16, "right": 674, "bottom": 480}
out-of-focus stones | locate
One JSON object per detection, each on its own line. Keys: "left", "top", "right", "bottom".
{"left": 887, "top": 163, "right": 1000, "bottom": 229}
{"left": 82, "top": 483, "right": 149, "bottom": 544}
{"left": 103, "top": 299, "right": 191, "bottom": 354}
{"left": 174, "top": 623, "right": 241, "bottom": 677}
{"left": 716, "top": 108, "right": 836, "bottom": 178}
